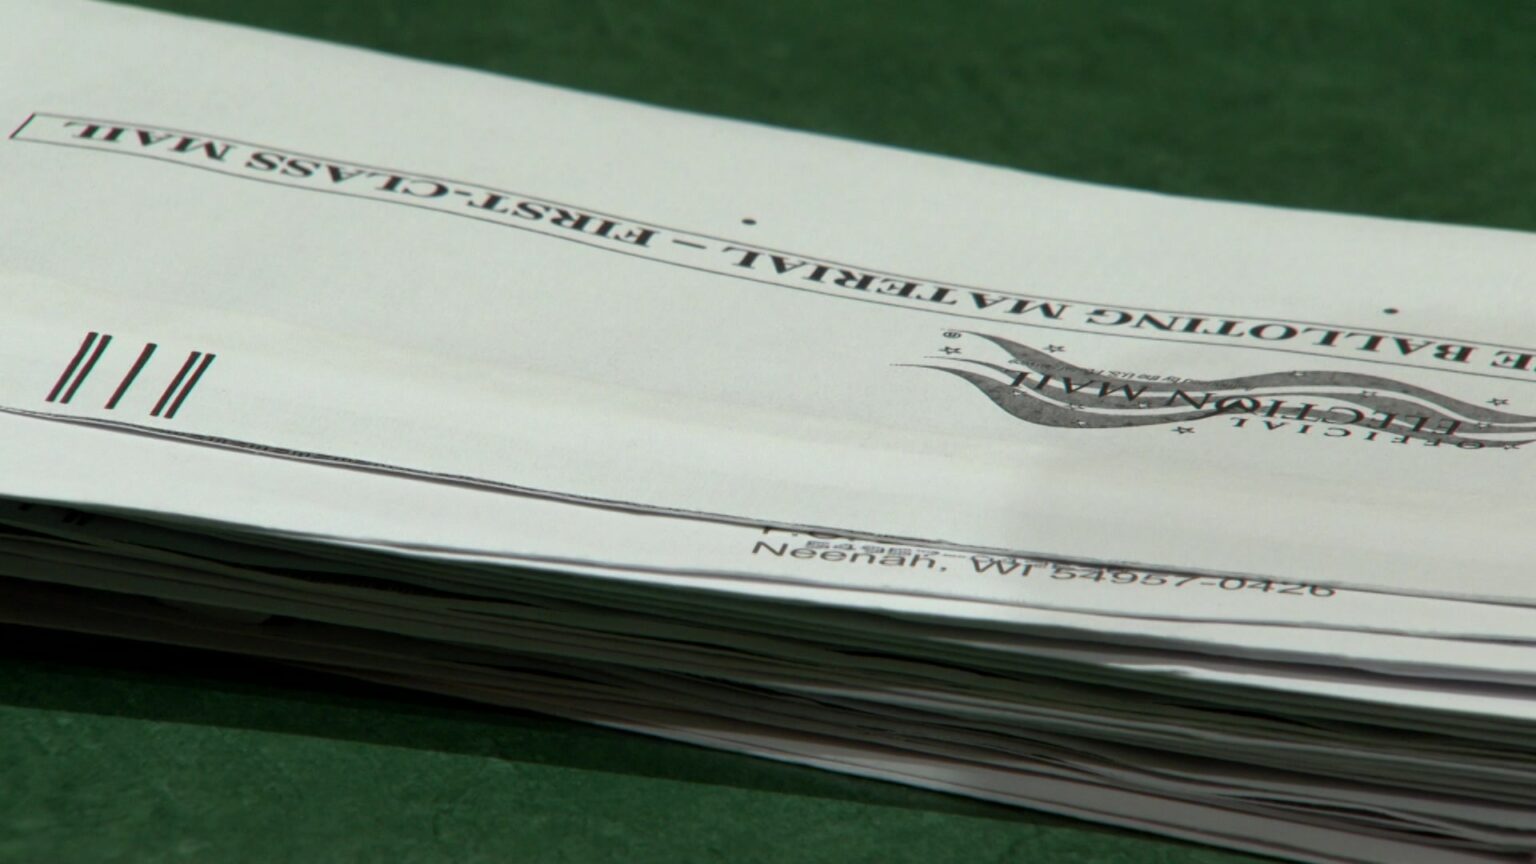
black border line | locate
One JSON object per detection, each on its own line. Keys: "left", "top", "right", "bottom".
{"left": 105, "top": 342, "right": 157, "bottom": 410}
{"left": 12, "top": 111, "right": 1536, "bottom": 389}
{"left": 164, "top": 353, "right": 214, "bottom": 419}
{"left": 45, "top": 331, "right": 96, "bottom": 403}
{"left": 7, "top": 111, "right": 37, "bottom": 140}
{"left": 60, "top": 333, "right": 110, "bottom": 404}
{"left": 151, "top": 351, "right": 199, "bottom": 418}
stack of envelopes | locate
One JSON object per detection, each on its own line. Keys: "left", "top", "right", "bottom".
{"left": 4, "top": 3, "right": 1536, "bottom": 863}
{"left": 4, "top": 416, "right": 1535, "bottom": 864}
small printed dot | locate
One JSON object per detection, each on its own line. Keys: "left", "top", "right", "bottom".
{"left": 741, "top": 218, "right": 757, "bottom": 225}
{"left": 1382, "top": 307, "right": 1399, "bottom": 315}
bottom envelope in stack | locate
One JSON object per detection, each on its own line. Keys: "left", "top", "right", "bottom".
{"left": 2, "top": 490, "right": 1535, "bottom": 864}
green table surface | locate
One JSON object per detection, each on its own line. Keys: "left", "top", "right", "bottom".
{"left": 5, "top": 2, "right": 1534, "bottom": 861}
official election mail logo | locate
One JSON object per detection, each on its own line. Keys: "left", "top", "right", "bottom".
{"left": 916, "top": 332, "right": 1536, "bottom": 449}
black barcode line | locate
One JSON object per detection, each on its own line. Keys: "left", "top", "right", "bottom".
{"left": 151, "top": 351, "right": 200, "bottom": 418}
{"left": 59, "top": 333, "right": 111, "bottom": 404}
{"left": 163, "top": 353, "right": 214, "bottom": 419}
{"left": 46, "top": 331, "right": 97, "bottom": 402}
{"left": 105, "top": 342, "right": 158, "bottom": 410}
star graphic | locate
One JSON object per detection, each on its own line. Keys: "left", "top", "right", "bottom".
{"left": 1173, "top": 426, "right": 1195, "bottom": 434}
{"left": 1046, "top": 345, "right": 1066, "bottom": 353}
{"left": 1489, "top": 398, "right": 1509, "bottom": 406}
{"left": 939, "top": 346, "right": 961, "bottom": 355}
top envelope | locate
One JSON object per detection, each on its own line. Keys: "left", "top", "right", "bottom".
{"left": 2, "top": 0, "right": 1533, "bottom": 603}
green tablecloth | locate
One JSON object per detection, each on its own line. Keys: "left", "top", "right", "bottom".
{"left": 5, "top": 2, "right": 1532, "bottom": 861}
